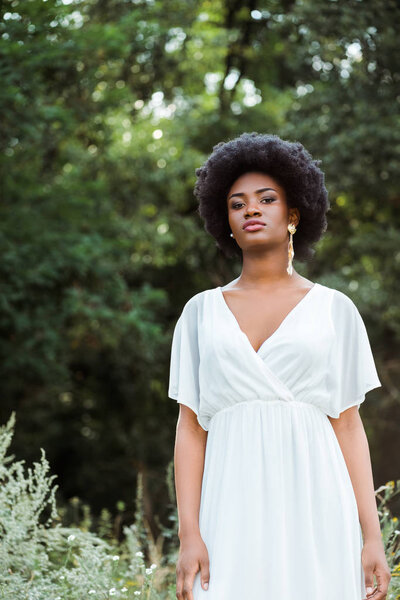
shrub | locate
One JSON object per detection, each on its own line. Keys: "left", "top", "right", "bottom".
{"left": 0, "top": 413, "right": 174, "bottom": 600}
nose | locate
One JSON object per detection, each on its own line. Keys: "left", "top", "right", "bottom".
{"left": 245, "top": 202, "right": 262, "bottom": 216}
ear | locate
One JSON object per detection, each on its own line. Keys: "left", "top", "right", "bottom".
{"left": 289, "top": 208, "right": 300, "bottom": 227}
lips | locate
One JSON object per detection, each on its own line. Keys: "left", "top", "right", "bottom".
{"left": 243, "top": 219, "right": 266, "bottom": 230}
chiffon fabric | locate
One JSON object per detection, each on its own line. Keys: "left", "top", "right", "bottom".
{"left": 168, "top": 282, "right": 382, "bottom": 599}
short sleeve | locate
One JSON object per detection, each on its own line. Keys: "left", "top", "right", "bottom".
{"left": 168, "top": 298, "right": 200, "bottom": 418}
{"left": 326, "top": 291, "right": 382, "bottom": 418}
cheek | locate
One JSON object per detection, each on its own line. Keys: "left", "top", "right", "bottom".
{"left": 273, "top": 210, "right": 290, "bottom": 232}
{"left": 228, "top": 210, "right": 240, "bottom": 228}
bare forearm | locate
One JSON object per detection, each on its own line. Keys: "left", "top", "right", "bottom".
{"left": 174, "top": 420, "right": 207, "bottom": 540}
{"left": 333, "top": 418, "right": 382, "bottom": 543}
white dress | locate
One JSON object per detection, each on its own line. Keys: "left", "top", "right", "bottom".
{"left": 168, "top": 282, "right": 382, "bottom": 600}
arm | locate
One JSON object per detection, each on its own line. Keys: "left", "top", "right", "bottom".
{"left": 175, "top": 404, "right": 208, "bottom": 540}
{"left": 329, "top": 407, "right": 391, "bottom": 599}
{"left": 174, "top": 404, "right": 210, "bottom": 597}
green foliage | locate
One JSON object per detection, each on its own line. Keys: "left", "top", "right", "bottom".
{"left": 0, "top": 0, "right": 399, "bottom": 520}
{"left": 0, "top": 413, "right": 179, "bottom": 599}
{"left": 376, "top": 481, "right": 400, "bottom": 575}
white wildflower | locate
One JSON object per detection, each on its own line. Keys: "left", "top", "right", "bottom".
{"left": 59, "top": 575, "right": 65, "bottom": 580}
{"left": 121, "top": 588, "right": 128, "bottom": 593}
{"left": 109, "top": 588, "right": 116, "bottom": 596}
{"left": 88, "top": 592, "right": 96, "bottom": 596}
{"left": 135, "top": 550, "right": 143, "bottom": 557}
{"left": 150, "top": 563, "right": 157, "bottom": 569}
{"left": 375, "top": 484, "right": 388, "bottom": 493}
{"left": 145, "top": 567, "right": 153, "bottom": 575}
{"left": 134, "top": 592, "right": 141, "bottom": 597}
{"left": 112, "top": 555, "right": 119, "bottom": 561}
{"left": 67, "top": 534, "right": 76, "bottom": 542}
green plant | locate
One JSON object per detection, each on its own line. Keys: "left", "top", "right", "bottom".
{"left": 0, "top": 413, "right": 164, "bottom": 600}
{"left": 375, "top": 481, "right": 400, "bottom": 600}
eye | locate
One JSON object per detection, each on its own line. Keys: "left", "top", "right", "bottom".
{"left": 230, "top": 197, "right": 275, "bottom": 209}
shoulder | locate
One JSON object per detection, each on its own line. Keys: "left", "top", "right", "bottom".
{"left": 320, "top": 286, "right": 366, "bottom": 337}
{"left": 313, "top": 284, "right": 362, "bottom": 331}
{"left": 316, "top": 283, "right": 358, "bottom": 311}
{"left": 330, "top": 287, "right": 359, "bottom": 314}
{"left": 179, "top": 287, "right": 216, "bottom": 318}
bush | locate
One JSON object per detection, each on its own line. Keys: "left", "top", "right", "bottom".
{"left": 0, "top": 413, "right": 177, "bottom": 600}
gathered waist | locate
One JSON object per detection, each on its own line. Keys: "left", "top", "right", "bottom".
{"left": 208, "top": 397, "right": 325, "bottom": 426}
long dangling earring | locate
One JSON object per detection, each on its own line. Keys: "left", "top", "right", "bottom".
{"left": 287, "top": 223, "right": 296, "bottom": 275}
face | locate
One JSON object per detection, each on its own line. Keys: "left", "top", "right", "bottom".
{"left": 226, "top": 171, "right": 299, "bottom": 253}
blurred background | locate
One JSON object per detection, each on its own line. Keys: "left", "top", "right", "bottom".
{"left": 1, "top": 0, "right": 399, "bottom": 540}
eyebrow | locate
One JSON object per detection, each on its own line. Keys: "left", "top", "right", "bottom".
{"left": 228, "top": 187, "right": 277, "bottom": 200}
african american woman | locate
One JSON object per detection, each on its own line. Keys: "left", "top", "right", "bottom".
{"left": 168, "top": 132, "right": 390, "bottom": 600}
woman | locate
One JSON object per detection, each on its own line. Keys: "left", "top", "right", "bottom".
{"left": 168, "top": 132, "right": 391, "bottom": 600}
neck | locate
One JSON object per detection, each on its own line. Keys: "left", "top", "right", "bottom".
{"left": 236, "top": 248, "right": 302, "bottom": 289}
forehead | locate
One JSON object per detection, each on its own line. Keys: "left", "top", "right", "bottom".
{"left": 227, "top": 171, "right": 284, "bottom": 197}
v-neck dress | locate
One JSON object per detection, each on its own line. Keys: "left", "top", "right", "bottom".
{"left": 168, "top": 282, "right": 382, "bottom": 600}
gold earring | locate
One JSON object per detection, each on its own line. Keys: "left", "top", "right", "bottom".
{"left": 287, "top": 223, "right": 296, "bottom": 275}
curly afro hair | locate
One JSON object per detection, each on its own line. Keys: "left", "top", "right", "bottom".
{"left": 194, "top": 132, "right": 330, "bottom": 263}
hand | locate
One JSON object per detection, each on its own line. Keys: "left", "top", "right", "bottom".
{"left": 176, "top": 532, "right": 210, "bottom": 599}
{"left": 361, "top": 538, "right": 392, "bottom": 599}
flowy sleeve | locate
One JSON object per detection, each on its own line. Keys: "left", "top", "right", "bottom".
{"left": 325, "top": 290, "right": 382, "bottom": 418}
{"left": 168, "top": 298, "right": 200, "bottom": 418}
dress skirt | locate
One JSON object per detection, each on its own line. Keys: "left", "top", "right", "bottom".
{"left": 191, "top": 399, "right": 366, "bottom": 600}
